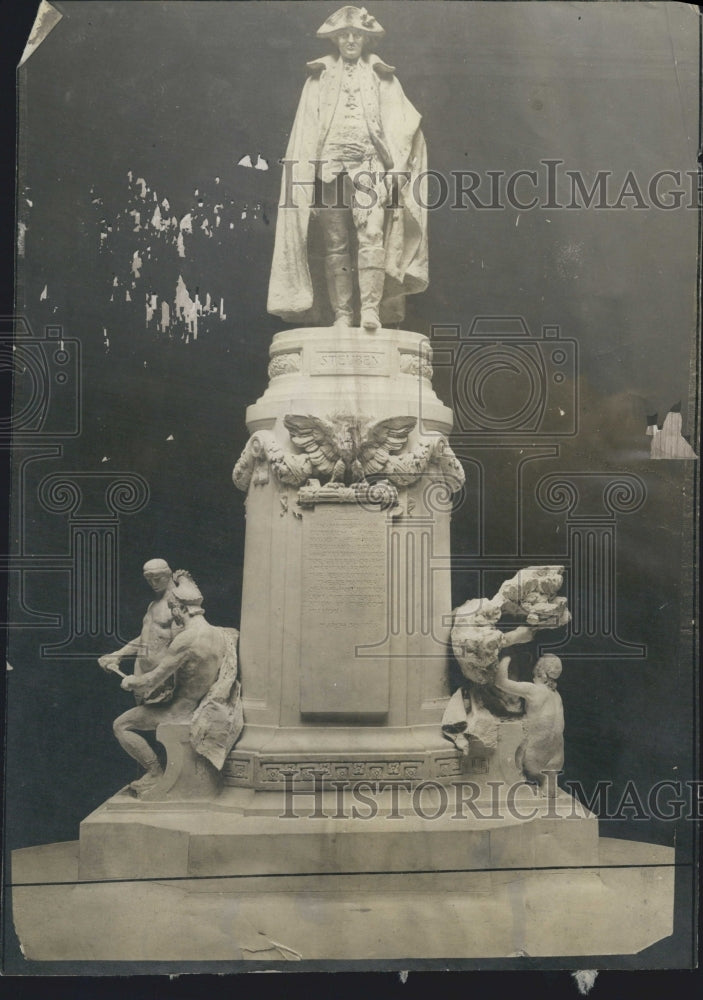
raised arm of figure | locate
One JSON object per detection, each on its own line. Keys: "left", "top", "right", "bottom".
{"left": 493, "top": 655, "right": 536, "bottom": 701}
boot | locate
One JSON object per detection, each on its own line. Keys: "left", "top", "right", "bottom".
{"left": 358, "top": 246, "right": 385, "bottom": 331}
{"left": 324, "top": 253, "right": 354, "bottom": 329}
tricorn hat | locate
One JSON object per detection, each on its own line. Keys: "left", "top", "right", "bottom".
{"left": 317, "top": 6, "right": 385, "bottom": 38}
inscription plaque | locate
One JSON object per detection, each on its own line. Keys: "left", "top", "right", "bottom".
{"left": 310, "top": 347, "right": 391, "bottom": 376}
{"left": 300, "top": 505, "right": 390, "bottom": 716}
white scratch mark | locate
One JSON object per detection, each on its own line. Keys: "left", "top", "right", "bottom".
{"left": 238, "top": 155, "right": 253, "bottom": 168}
{"left": 39, "top": 284, "right": 47, "bottom": 300}
{"left": 515, "top": 214, "right": 520, "bottom": 227}
{"left": 266, "top": 939, "right": 301, "bottom": 960}
{"left": 166, "top": 434, "right": 174, "bottom": 441}
{"left": 6, "top": 662, "right": 13, "bottom": 672}
{"left": 559, "top": 407, "right": 565, "bottom": 416}
{"left": 255, "top": 155, "right": 269, "bottom": 171}
{"left": 18, "top": 221, "right": 27, "bottom": 257}
{"left": 146, "top": 293, "right": 158, "bottom": 326}
{"left": 151, "top": 205, "right": 166, "bottom": 231}
{"left": 399, "top": 971, "right": 409, "bottom": 984}
{"left": 26, "top": 198, "right": 33, "bottom": 208}
{"left": 572, "top": 971, "right": 598, "bottom": 995}
{"left": 101, "top": 456, "right": 110, "bottom": 464}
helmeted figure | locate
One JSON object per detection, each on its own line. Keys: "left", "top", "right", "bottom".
{"left": 267, "top": 6, "right": 429, "bottom": 331}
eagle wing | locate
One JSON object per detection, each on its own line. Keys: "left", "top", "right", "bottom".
{"left": 283, "top": 414, "right": 340, "bottom": 477}
{"left": 359, "top": 417, "right": 416, "bottom": 476}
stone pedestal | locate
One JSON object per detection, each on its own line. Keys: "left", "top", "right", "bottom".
{"left": 230, "top": 327, "right": 463, "bottom": 785}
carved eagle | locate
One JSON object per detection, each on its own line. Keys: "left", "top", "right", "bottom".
{"left": 283, "top": 414, "right": 417, "bottom": 485}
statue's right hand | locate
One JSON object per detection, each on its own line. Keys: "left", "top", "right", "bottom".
{"left": 98, "top": 654, "right": 121, "bottom": 674}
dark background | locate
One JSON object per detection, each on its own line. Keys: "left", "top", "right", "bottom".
{"left": 1, "top": 0, "right": 700, "bottom": 976}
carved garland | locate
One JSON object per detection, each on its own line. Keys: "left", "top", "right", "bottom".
{"left": 267, "top": 352, "right": 302, "bottom": 379}
{"left": 399, "top": 352, "right": 433, "bottom": 380}
{"left": 233, "top": 429, "right": 465, "bottom": 494}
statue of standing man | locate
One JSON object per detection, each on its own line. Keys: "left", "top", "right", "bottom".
{"left": 267, "top": 6, "right": 429, "bottom": 332}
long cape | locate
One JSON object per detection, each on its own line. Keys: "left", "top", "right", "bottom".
{"left": 267, "top": 53, "right": 429, "bottom": 326}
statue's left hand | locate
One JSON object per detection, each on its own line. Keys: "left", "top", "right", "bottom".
{"left": 120, "top": 675, "right": 141, "bottom": 692}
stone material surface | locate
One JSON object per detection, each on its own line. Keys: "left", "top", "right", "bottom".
{"left": 245, "top": 327, "right": 453, "bottom": 432}
{"left": 11, "top": 838, "right": 675, "bottom": 961}
{"left": 299, "top": 503, "right": 390, "bottom": 716}
{"left": 223, "top": 716, "right": 527, "bottom": 790}
{"left": 77, "top": 783, "right": 598, "bottom": 881}
{"left": 231, "top": 325, "right": 463, "bottom": 779}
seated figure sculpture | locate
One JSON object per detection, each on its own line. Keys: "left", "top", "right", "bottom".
{"left": 102, "top": 569, "right": 243, "bottom": 797}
